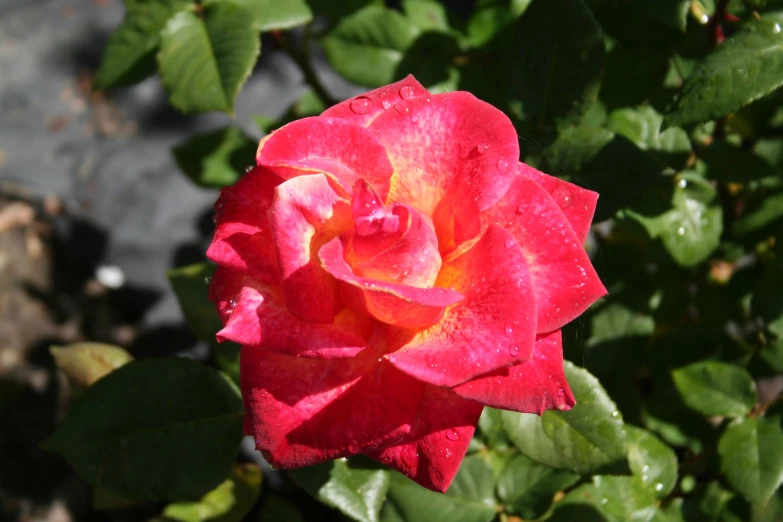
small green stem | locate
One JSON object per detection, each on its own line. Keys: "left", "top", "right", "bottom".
{"left": 276, "top": 26, "right": 337, "bottom": 108}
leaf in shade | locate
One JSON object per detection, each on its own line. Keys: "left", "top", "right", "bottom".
{"left": 95, "top": 0, "right": 190, "bottom": 88}
{"left": 510, "top": 0, "right": 605, "bottom": 129}
{"left": 172, "top": 127, "right": 257, "bottom": 188}
{"left": 43, "top": 358, "right": 244, "bottom": 500}
{"left": 167, "top": 263, "right": 223, "bottom": 341}
{"left": 496, "top": 453, "right": 580, "bottom": 519}
{"left": 321, "top": 6, "right": 420, "bottom": 87}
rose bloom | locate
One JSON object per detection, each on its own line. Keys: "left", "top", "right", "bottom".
{"left": 208, "top": 76, "right": 606, "bottom": 492}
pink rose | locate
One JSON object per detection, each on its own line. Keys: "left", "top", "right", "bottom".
{"left": 208, "top": 76, "right": 606, "bottom": 492}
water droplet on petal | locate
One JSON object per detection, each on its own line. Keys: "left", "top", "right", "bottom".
{"left": 229, "top": 299, "right": 237, "bottom": 309}
{"left": 504, "top": 324, "right": 513, "bottom": 336}
{"left": 552, "top": 184, "right": 573, "bottom": 208}
{"left": 504, "top": 238, "right": 515, "bottom": 248}
{"left": 400, "top": 85, "right": 416, "bottom": 99}
{"left": 516, "top": 203, "right": 528, "bottom": 214}
{"left": 244, "top": 165, "right": 254, "bottom": 173}
{"left": 410, "top": 114, "right": 419, "bottom": 123}
{"left": 497, "top": 158, "right": 510, "bottom": 172}
{"left": 394, "top": 101, "right": 411, "bottom": 116}
{"left": 556, "top": 387, "right": 565, "bottom": 397}
{"left": 509, "top": 345, "right": 519, "bottom": 356}
{"left": 477, "top": 143, "right": 489, "bottom": 154}
{"left": 350, "top": 96, "right": 373, "bottom": 115}
{"left": 446, "top": 429, "right": 459, "bottom": 441}
{"left": 381, "top": 98, "right": 392, "bottom": 110}
{"left": 348, "top": 442, "right": 360, "bottom": 453}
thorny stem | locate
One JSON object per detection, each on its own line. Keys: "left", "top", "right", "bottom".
{"left": 274, "top": 25, "right": 338, "bottom": 108}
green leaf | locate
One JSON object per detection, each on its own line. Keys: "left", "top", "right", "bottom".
{"left": 534, "top": 127, "right": 665, "bottom": 221}
{"left": 218, "top": 0, "right": 312, "bottom": 31}
{"left": 628, "top": 173, "right": 722, "bottom": 267}
{"left": 759, "top": 337, "right": 783, "bottom": 373}
{"left": 733, "top": 190, "right": 783, "bottom": 237}
{"left": 158, "top": 2, "right": 261, "bottom": 113}
{"left": 607, "top": 106, "right": 691, "bottom": 168}
{"left": 666, "top": 17, "right": 783, "bottom": 126}
{"left": 628, "top": 0, "right": 690, "bottom": 31}
{"left": 172, "top": 127, "right": 256, "bottom": 188}
{"left": 700, "top": 140, "right": 778, "bottom": 182}
{"left": 719, "top": 416, "right": 783, "bottom": 505}
{"left": 385, "top": 455, "right": 497, "bottom": 522}
{"left": 625, "top": 426, "right": 678, "bottom": 498}
{"left": 50, "top": 343, "right": 133, "bottom": 388}
{"left": 477, "top": 407, "right": 511, "bottom": 450}
{"left": 402, "top": 0, "right": 450, "bottom": 33}
{"left": 257, "top": 495, "right": 305, "bottom": 522}
{"left": 466, "top": 0, "right": 530, "bottom": 47}
{"left": 321, "top": 6, "right": 420, "bottom": 87}
{"left": 510, "top": 0, "right": 605, "bottom": 129}
{"left": 752, "top": 257, "right": 783, "bottom": 337}
{"left": 95, "top": 0, "right": 190, "bottom": 88}
{"left": 163, "top": 463, "right": 262, "bottom": 522}
{"left": 496, "top": 453, "right": 579, "bottom": 519}
{"left": 548, "top": 475, "right": 658, "bottom": 522}
{"left": 502, "top": 362, "right": 628, "bottom": 474}
{"left": 671, "top": 361, "right": 758, "bottom": 417}
{"left": 167, "top": 263, "right": 223, "bottom": 341}
{"left": 680, "top": 481, "right": 749, "bottom": 522}
{"left": 290, "top": 458, "right": 389, "bottom": 522}
{"left": 43, "top": 358, "right": 243, "bottom": 500}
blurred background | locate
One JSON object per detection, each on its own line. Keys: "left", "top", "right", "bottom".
{"left": 2, "top": 0, "right": 783, "bottom": 521}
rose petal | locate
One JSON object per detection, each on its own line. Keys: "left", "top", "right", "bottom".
{"left": 319, "top": 238, "right": 463, "bottom": 329}
{"left": 206, "top": 166, "right": 282, "bottom": 283}
{"left": 256, "top": 116, "right": 394, "bottom": 200}
{"left": 518, "top": 162, "right": 599, "bottom": 244}
{"left": 367, "top": 386, "right": 483, "bottom": 492}
{"left": 348, "top": 180, "right": 442, "bottom": 287}
{"left": 269, "top": 174, "right": 352, "bottom": 324}
{"left": 369, "top": 91, "right": 519, "bottom": 215}
{"left": 453, "top": 330, "right": 575, "bottom": 414}
{"left": 385, "top": 224, "right": 537, "bottom": 387}
{"left": 241, "top": 345, "right": 428, "bottom": 469}
{"left": 483, "top": 175, "right": 607, "bottom": 333}
{"left": 431, "top": 192, "right": 482, "bottom": 255}
{"left": 321, "top": 75, "right": 430, "bottom": 127}
{"left": 209, "top": 267, "right": 372, "bottom": 358}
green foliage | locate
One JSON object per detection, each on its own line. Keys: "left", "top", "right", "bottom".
{"left": 672, "top": 361, "right": 758, "bottom": 417}
{"left": 158, "top": 2, "right": 260, "bottom": 114}
{"left": 502, "top": 362, "right": 628, "bottom": 474}
{"left": 43, "top": 358, "right": 244, "bottom": 500}
{"left": 172, "top": 127, "right": 257, "bottom": 188}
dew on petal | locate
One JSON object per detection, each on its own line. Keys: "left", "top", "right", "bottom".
{"left": 497, "top": 158, "right": 511, "bottom": 171}
{"left": 477, "top": 143, "right": 489, "bottom": 154}
{"left": 350, "top": 96, "right": 373, "bottom": 115}
{"left": 244, "top": 165, "right": 254, "bottom": 173}
{"left": 504, "top": 238, "right": 515, "bottom": 248}
{"left": 516, "top": 203, "right": 528, "bottom": 214}
{"left": 552, "top": 184, "right": 573, "bottom": 208}
{"left": 445, "top": 429, "right": 459, "bottom": 441}
{"left": 381, "top": 98, "right": 392, "bottom": 110}
{"left": 394, "top": 101, "right": 411, "bottom": 116}
{"left": 509, "top": 345, "right": 519, "bottom": 356}
{"left": 399, "top": 85, "right": 416, "bottom": 99}
{"left": 411, "top": 114, "right": 419, "bottom": 123}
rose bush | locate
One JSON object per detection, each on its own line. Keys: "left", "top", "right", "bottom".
{"left": 207, "top": 75, "right": 606, "bottom": 492}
